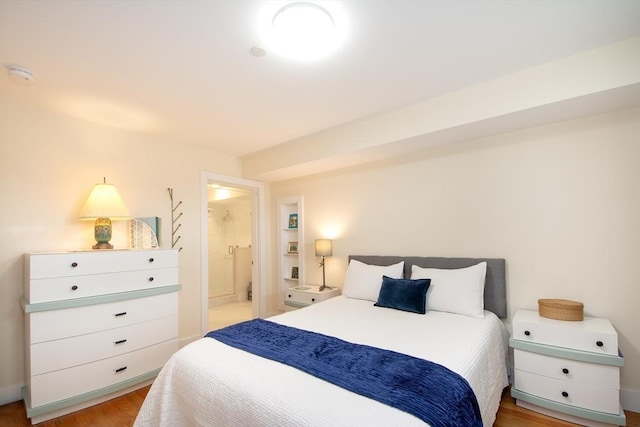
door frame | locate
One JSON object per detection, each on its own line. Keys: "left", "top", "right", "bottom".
{"left": 200, "top": 171, "right": 265, "bottom": 336}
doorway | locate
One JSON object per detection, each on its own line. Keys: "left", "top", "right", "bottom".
{"left": 200, "top": 172, "right": 265, "bottom": 336}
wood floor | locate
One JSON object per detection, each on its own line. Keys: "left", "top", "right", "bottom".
{"left": 1, "top": 386, "right": 638, "bottom": 426}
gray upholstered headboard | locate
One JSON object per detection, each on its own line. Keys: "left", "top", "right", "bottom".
{"left": 348, "top": 255, "right": 507, "bottom": 318}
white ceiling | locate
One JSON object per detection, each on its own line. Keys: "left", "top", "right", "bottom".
{"left": 1, "top": 0, "right": 639, "bottom": 158}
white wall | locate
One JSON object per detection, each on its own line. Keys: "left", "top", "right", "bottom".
{"left": 269, "top": 107, "right": 640, "bottom": 410}
{"left": 0, "top": 99, "right": 243, "bottom": 403}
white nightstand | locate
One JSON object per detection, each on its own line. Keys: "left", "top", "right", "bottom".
{"left": 284, "top": 285, "right": 340, "bottom": 309}
{"left": 510, "top": 309, "right": 625, "bottom": 427}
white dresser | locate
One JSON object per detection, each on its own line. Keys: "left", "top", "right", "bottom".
{"left": 21, "top": 249, "right": 180, "bottom": 424}
{"left": 510, "top": 310, "right": 625, "bottom": 427}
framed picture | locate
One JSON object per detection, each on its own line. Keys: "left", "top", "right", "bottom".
{"left": 288, "top": 213, "right": 298, "bottom": 229}
{"left": 291, "top": 266, "right": 299, "bottom": 279}
{"left": 287, "top": 241, "right": 298, "bottom": 254}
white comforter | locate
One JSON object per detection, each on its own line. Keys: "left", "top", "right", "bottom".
{"left": 135, "top": 296, "right": 509, "bottom": 426}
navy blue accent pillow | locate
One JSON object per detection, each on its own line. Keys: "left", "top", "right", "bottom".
{"left": 374, "top": 276, "right": 431, "bottom": 314}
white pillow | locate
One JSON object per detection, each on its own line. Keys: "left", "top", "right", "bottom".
{"left": 410, "top": 262, "right": 487, "bottom": 318}
{"left": 342, "top": 260, "right": 405, "bottom": 302}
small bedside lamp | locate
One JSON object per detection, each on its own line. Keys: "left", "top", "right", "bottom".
{"left": 315, "top": 239, "right": 332, "bottom": 291}
{"left": 80, "top": 178, "right": 130, "bottom": 249}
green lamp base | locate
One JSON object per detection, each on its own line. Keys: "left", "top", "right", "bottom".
{"left": 93, "top": 217, "right": 114, "bottom": 250}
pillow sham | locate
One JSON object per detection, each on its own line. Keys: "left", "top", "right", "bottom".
{"left": 342, "top": 259, "right": 404, "bottom": 302}
{"left": 374, "top": 276, "right": 431, "bottom": 314}
{"left": 410, "top": 262, "right": 487, "bottom": 318}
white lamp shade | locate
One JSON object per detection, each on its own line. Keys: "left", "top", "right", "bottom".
{"left": 79, "top": 182, "right": 130, "bottom": 220}
{"left": 315, "top": 239, "right": 332, "bottom": 257}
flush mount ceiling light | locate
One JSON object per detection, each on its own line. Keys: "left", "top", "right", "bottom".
{"left": 267, "top": 2, "right": 343, "bottom": 61}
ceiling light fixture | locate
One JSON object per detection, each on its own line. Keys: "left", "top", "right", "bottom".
{"left": 268, "top": 2, "right": 342, "bottom": 61}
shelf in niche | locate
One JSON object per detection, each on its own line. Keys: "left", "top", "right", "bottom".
{"left": 278, "top": 196, "right": 303, "bottom": 311}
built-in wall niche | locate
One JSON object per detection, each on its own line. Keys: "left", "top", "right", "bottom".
{"left": 277, "top": 196, "right": 304, "bottom": 311}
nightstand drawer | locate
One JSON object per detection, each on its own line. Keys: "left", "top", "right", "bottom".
{"left": 512, "top": 310, "right": 618, "bottom": 356}
{"left": 30, "top": 339, "right": 176, "bottom": 408}
{"left": 29, "top": 292, "right": 178, "bottom": 343}
{"left": 514, "top": 369, "right": 620, "bottom": 414}
{"left": 285, "top": 286, "right": 340, "bottom": 308}
{"left": 31, "top": 314, "right": 178, "bottom": 375}
{"left": 514, "top": 349, "right": 619, "bottom": 389}
{"left": 286, "top": 289, "right": 322, "bottom": 305}
{"left": 28, "top": 267, "right": 178, "bottom": 303}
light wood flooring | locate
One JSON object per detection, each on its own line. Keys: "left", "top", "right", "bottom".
{"left": 208, "top": 300, "right": 253, "bottom": 331}
{"left": 1, "top": 386, "right": 638, "bottom": 426}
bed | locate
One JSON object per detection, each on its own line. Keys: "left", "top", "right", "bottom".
{"left": 135, "top": 256, "right": 509, "bottom": 427}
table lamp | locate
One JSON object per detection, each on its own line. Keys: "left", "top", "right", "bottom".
{"left": 315, "top": 239, "right": 332, "bottom": 291}
{"left": 80, "top": 178, "right": 130, "bottom": 249}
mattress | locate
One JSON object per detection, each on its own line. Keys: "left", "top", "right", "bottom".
{"left": 135, "top": 296, "right": 509, "bottom": 426}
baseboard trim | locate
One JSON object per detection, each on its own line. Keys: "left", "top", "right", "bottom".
{"left": 0, "top": 383, "right": 23, "bottom": 406}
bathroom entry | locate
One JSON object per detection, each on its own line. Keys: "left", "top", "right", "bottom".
{"left": 207, "top": 186, "right": 253, "bottom": 309}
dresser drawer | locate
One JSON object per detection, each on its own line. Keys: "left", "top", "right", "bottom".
{"left": 25, "top": 249, "right": 177, "bottom": 280}
{"left": 29, "top": 292, "right": 178, "bottom": 343}
{"left": 514, "top": 369, "right": 619, "bottom": 414}
{"left": 514, "top": 349, "right": 619, "bottom": 389}
{"left": 115, "top": 249, "right": 177, "bottom": 271}
{"left": 30, "top": 315, "right": 178, "bottom": 375}
{"left": 30, "top": 339, "right": 176, "bottom": 408}
{"left": 27, "top": 252, "right": 118, "bottom": 279}
{"left": 512, "top": 310, "right": 618, "bottom": 356}
{"left": 28, "top": 267, "right": 178, "bottom": 303}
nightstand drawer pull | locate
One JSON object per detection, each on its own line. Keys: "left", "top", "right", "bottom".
{"left": 288, "top": 294, "right": 292, "bottom": 298}
{"left": 149, "top": 257, "right": 154, "bottom": 263}
{"left": 596, "top": 340, "right": 604, "bottom": 347}
{"left": 524, "top": 330, "right": 531, "bottom": 336}
{"left": 114, "top": 366, "right": 127, "bottom": 373}
{"left": 148, "top": 277, "right": 154, "bottom": 282}
{"left": 71, "top": 285, "right": 78, "bottom": 291}
{"left": 114, "top": 339, "right": 127, "bottom": 345}
{"left": 311, "top": 298, "right": 315, "bottom": 302}
{"left": 561, "top": 391, "right": 569, "bottom": 398}
{"left": 562, "top": 368, "right": 569, "bottom": 374}
{"left": 71, "top": 262, "right": 78, "bottom": 268}
{"left": 114, "top": 312, "right": 127, "bottom": 317}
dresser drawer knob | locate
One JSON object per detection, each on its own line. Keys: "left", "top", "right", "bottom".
{"left": 114, "top": 312, "right": 127, "bottom": 317}
{"left": 596, "top": 340, "right": 604, "bottom": 347}
{"left": 148, "top": 257, "right": 154, "bottom": 263}
{"left": 561, "top": 391, "right": 569, "bottom": 398}
{"left": 148, "top": 277, "right": 154, "bottom": 282}
{"left": 71, "top": 262, "right": 78, "bottom": 268}
{"left": 71, "top": 285, "right": 78, "bottom": 291}
{"left": 524, "top": 330, "right": 531, "bottom": 336}
{"left": 114, "top": 339, "right": 127, "bottom": 345}
{"left": 562, "top": 368, "right": 569, "bottom": 374}
{"left": 288, "top": 294, "right": 292, "bottom": 298}
{"left": 311, "top": 298, "right": 316, "bottom": 302}
{"left": 115, "top": 366, "right": 128, "bottom": 373}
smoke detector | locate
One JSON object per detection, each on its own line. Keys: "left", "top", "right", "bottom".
{"left": 6, "top": 65, "right": 34, "bottom": 84}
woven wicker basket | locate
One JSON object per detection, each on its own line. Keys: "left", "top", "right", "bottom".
{"left": 538, "top": 299, "right": 583, "bottom": 321}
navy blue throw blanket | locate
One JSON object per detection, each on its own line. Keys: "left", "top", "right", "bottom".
{"left": 206, "top": 319, "right": 482, "bottom": 427}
